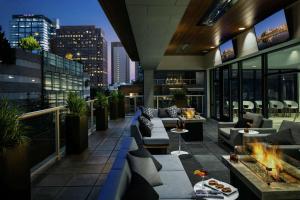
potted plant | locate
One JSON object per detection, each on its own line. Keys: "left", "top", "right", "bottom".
{"left": 65, "top": 92, "right": 88, "bottom": 154}
{"left": 95, "top": 92, "right": 109, "bottom": 130}
{"left": 109, "top": 91, "right": 119, "bottom": 120}
{"left": 118, "top": 91, "right": 125, "bottom": 118}
{"left": 172, "top": 89, "right": 187, "bottom": 108}
{"left": 0, "top": 99, "right": 30, "bottom": 200}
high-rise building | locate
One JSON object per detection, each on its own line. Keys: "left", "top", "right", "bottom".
{"left": 135, "top": 62, "right": 143, "bottom": 82}
{"left": 111, "top": 42, "right": 130, "bottom": 84}
{"left": 9, "top": 14, "right": 58, "bottom": 51}
{"left": 52, "top": 26, "right": 108, "bottom": 89}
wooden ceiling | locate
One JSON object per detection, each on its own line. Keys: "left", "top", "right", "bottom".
{"left": 165, "top": 0, "right": 299, "bottom": 55}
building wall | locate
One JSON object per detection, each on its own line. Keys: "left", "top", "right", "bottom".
{"left": 53, "top": 26, "right": 107, "bottom": 88}
{"left": 111, "top": 42, "right": 130, "bottom": 84}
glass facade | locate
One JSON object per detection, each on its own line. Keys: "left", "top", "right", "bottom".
{"left": 210, "top": 42, "right": 300, "bottom": 129}
{"left": 9, "top": 15, "right": 57, "bottom": 51}
{"left": 43, "top": 52, "right": 84, "bottom": 106}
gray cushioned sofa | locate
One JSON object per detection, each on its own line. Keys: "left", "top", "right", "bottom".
{"left": 218, "top": 112, "right": 276, "bottom": 148}
{"left": 98, "top": 137, "right": 195, "bottom": 200}
{"left": 130, "top": 109, "right": 179, "bottom": 152}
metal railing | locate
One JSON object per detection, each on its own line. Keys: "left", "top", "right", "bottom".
{"left": 124, "top": 95, "right": 205, "bottom": 115}
{"left": 18, "top": 99, "right": 96, "bottom": 173}
{"left": 154, "top": 79, "right": 197, "bottom": 85}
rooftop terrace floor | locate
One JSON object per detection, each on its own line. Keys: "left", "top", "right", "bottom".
{"left": 31, "top": 117, "right": 230, "bottom": 200}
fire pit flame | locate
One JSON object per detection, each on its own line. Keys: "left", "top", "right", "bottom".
{"left": 250, "top": 143, "right": 283, "bottom": 180}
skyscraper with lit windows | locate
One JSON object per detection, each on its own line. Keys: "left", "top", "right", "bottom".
{"left": 52, "top": 26, "right": 108, "bottom": 89}
{"left": 9, "top": 14, "right": 58, "bottom": 51}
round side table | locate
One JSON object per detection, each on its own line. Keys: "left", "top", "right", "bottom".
{"left": 170, "top": 128, "right": 189, "bottom": 156}
{"left": 194, "top": 181, "right": 239, "bottom": 200}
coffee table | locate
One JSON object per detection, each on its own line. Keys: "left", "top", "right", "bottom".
{"left": 194, "top": 181, "right": 239, "bottom": 200}
{"left": 170, "top": 128, "right": 189, "bottom": 156}
{"left": 178, "top": 116, "right": 206, "bottom": 141}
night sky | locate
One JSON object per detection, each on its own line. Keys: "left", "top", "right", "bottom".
{"left": 0, "top": 0, "right": 135, "bottom": 83}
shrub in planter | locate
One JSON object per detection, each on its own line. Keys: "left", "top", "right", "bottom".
{"left": 109, "top": 91, "right": 119, "bottom": 120}
{"left": 65, "top": 93, "right": 88, "bottom": 154}
{"left": 95, "top": 92, "right": 109, "bottom": 130}
{"left": 172, "top": 89, "right": 187, "bottom": 108}
{"left": 118, "top": 92, "right": 125, "bottom": 118}
{"left": 0, "top": 99, "right": 30, "bottom": 200}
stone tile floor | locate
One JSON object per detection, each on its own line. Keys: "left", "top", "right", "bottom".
{"left": 31, "top": 117, "right": 231, "bottom": 200}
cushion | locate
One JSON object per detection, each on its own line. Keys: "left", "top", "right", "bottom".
{"left": 142, "top": 107, "right": 155, "bottom": 118}
{"left": 138, "top": 116, "right": 153, "bottom": 137}
{"left": 143, "top": 128, "right": 169, "bottom": 145}
{"left": 130, "top": 148, "right": 162, "bottom": 171}
{"left": 244, "top": 112, "right": 263, "bottom": 128}
{"left": 279, "top": 121, "right": 300, "bottom": 144}
{"left": 266, "top": 128, "right": 296, "bottom": 145}
{"left": 154, "top": 171, "right": 195, "bottom": 199}
{"left": 158, "top": 108, "right": 169, "bottom": 118}
{"left": 219, "top": 128, "right": 231, "bottom": 139}
{"left": 234, "top": 118, "right": 253, "bottom": 128}
{"left": 153, "top": 155, "right": 184, "bottom": 171}
{"left": 142, "top": 112, "right": 152, "bottom": 121}
{"left": 127, "top": 153, "right": 163, "bottom": 186}
{"left": 122, "top": 172, "right": 159, "bottom": 200}
{"left": 167, "top": 106, "right": 178, "bottom": 118}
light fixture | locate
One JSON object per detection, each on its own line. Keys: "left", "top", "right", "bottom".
{"left": 32, "top": 79, "right": 36, "bottom": 82}
{"left": 251, "top": 66, "right": 257, "bottom": 68}
{"left": 238, "top": 27, "right": 246, "bottom": 31}
{"left": 8, "top": 75, "right": 14, "bottom": 79}
{"left": 210, "top": 46, "right": 215, "bottom": 49}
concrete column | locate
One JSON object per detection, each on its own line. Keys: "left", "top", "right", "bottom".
{"left": 143, "top": 69, "right": 154, "bottom": 107}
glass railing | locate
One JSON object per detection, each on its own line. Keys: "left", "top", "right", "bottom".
{"left": 154, "top": 79, "right": 197, "bottom": 85}
{"left": 124, "top": 95, "right": 205, "bottom": 115}
{"left": 18, "top": 100, "right": 96, "bottom": 172}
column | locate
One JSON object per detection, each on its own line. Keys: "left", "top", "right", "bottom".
{"left": 143, "top": 69, "right": 154, "bottom": 107}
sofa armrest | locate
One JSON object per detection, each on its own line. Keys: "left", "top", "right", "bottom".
{"left": 218, "top": 122, "right": 236, "bottom": 129}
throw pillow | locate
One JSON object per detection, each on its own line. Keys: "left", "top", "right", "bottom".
{"left": 234, "top": 118, "right": 253, "bottom": 128}
{"left": 142, "top": 112, "right": 151, "bottom": 121}
{"left": 122, "top": 172, "right": 159, "bottom": 200}
{"left": 127, "top": 153, "right": 163, "bottom": 186}
{"left": 266, "top": 128, "right": 296, "bottom": 145}
{"left": 142, "top": 107, "right": 155, "bottom": 118}
{"left": 130, "top": 148, "right": 162, "bottom": 171}
{"left": 158, "top": 108, "right": 169, "bottom": 118}
{"left": 167, "top": 106, "right": 178, "bottom": 118}
{"left": 138, "top": 116, "right": 153, "bottom": 137}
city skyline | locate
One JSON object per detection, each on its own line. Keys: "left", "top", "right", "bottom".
{"left": 0, "top": 0, "right": 136, "bottom": 84}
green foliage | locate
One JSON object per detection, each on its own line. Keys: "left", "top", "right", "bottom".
{"left": 95, "top": 92, "right": 109, "bottom": 108}
{"left": 0, "top": 99, "right": 29, "bottom": 151}
{"left": 171, "top": 89, "right": 187, "bottom": 100}
{"left": 19, "top": 36, "right": 41, "bottom": 51}
{"left": 0, "top": 28, "right": 15, "bottom": 64}
{"left": 66, "top": 92, "right": 87, "bottom": 116}
{"left": 110, "top": 91, "right": 119, "bottom": 103}
{"left": 118, "top": 91, "right": 125, "bottom": 101}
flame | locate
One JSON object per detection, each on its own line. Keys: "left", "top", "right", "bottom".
{"left": 250, "top": 143, "right": 283, "bottom": 180}
{"left": 184, "top": 108, "right": 195, "bottom": 119}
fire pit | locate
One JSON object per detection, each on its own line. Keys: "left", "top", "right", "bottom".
{"left": 222, "top": 143, "right": 300, "bottom": 200}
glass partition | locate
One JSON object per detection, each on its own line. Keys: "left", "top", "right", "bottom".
{"left": 231, "top": 63, "right": 239, "bottom": 122}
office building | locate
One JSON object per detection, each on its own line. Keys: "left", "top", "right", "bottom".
{"left": 111, "top": 42, "right": 130, "bottom": 84}
{"left": 9, "top": 14, "right": 58, "bottom": 51}
{"left": 0, "top": 49, "right": 87, "bottom": 110}
{"left": 53, "top": 26, "right": 108, "bottom": 88}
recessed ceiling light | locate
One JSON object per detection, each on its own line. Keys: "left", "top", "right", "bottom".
{"left": 238, "top": 27, "right": 246, "bottom": 31}
{"left": 32, "top": 79, "right": 36, "bottom": 82}
{"left": 210, "top": 46, "right": 215, "bottom": 49}
{"left": 8, "top": 75, "right": 14, "bottom": 79}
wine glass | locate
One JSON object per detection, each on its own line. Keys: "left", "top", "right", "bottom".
{"left": 194, "top": 169, "right": 208, "bottom": 190}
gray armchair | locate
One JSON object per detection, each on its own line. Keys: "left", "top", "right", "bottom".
{"left": 218, "top": 112, "right": 275, "bottom": 148}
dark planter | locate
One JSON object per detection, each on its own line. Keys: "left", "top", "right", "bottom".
{"left": 0, "top": 144, "right": 30, "bottom": 200}
{"left": 65, "top": 115, "right": 88, "bottom": 154}
{"left": 96, "top": 106, "right": 108, "bottom": 130}
{"left": 118, "top": 99, "right": 125, "bottom": 118}
{"left": 110, "top": 101, "right": 119, "bottom": 120}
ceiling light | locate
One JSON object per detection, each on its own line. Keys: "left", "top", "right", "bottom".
{"left": 252, "top": 66, "right": 256, "bottom": 68}
{"left": 32, "top": 79, "right": 36, "bottom": 82}
{"left": 238, "top": 27, "right": 246, "bottom": 31}
{"left": 210, "top": 46, "right": 215, "bottom": 49}
{"left": 8, "top": 75, "right": 14, "bottom": 79}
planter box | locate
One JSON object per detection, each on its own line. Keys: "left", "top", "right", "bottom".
{"left": 0, "top": 144, "right": 30, "bottom": 200}
{"left": 96, "top": 106, "right": 108, "bottom": 130}
{"left": 110, "top": 102, "right": 119, "bottom": 120}
{"left": 118, "top": 99, "right": 125, "bottom": 118}
{"left": 65, "top": 115, "right": 88, "bottom": 154}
